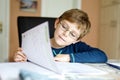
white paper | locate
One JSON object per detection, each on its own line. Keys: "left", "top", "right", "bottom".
{"left": 56, "top": 62, "right": 108, "bottom": 75}
{"left": 22, "top": 22, "right": 59, "bottom": 73}
{"left": 0, "top": 62, "right": 111, "bottom": 80}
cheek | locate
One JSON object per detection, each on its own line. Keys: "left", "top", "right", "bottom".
{"left": 54, "top": 29, "right": 59, "bottom": 37}
{"left": 54, "top": 28, "right": 62, "bottom": 37}
{"left": 54, "top": 29, "right": 76, "bottom": 45}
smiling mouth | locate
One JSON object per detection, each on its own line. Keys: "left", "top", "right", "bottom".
{"left": 59, "top": 35, "right": 66, "bottom": 42}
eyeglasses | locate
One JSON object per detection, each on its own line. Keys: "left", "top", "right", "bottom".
{"left": 59, "top": 22, "right": 80, "bottom": 40}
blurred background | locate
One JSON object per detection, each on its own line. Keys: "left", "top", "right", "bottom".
{"left": 0, "top": 0, "right": 120, "bottom": 62}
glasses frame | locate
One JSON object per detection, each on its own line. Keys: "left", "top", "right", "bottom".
{"left": 59, "top": 21, "right": 80, "bottom": 40}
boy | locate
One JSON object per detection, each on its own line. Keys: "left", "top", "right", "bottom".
{"left": 14, "top": 9, "right": 108, "bottom": 63}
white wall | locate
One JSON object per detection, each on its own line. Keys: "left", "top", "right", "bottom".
{"left": 41, "top": 0, "right": 81, "bottom": 17}
{"left": 0, "top": 0, "right": 10, "bottom": 62}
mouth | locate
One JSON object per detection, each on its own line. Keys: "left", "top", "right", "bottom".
{"left": 59, "top": 35, "right": 66, "bottom": 42}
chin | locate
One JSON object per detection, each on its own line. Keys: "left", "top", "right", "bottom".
{"left": 55, "top": 35, "right": 69, "bottom": 47}
{"left": 55, "top": 39, "right": 66, "bottom": 47}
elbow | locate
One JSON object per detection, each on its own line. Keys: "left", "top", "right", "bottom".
{"left": 96, "top": 51, "right": 108, "bottom": 63}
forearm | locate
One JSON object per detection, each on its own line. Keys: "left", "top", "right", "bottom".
{"left": 70, "top": 49, "right": 108, "bottom": 63}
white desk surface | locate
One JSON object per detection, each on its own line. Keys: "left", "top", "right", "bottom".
{"left": 0, "top": 62, "right": 120, "bottom": 80}
{"left": 0, "top": 62, "right": 57, "bottom": 80}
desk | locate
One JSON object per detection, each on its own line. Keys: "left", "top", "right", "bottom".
{"left": 85, "top": 63, "right": 120, "bottom": 80}
{"left": 0, "top": 62, "right": 120, "bottom": 80}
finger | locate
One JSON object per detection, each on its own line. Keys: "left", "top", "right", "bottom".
{"left": 17, "top": 54, "right": 27, "bottom": 61}
{"left": 16, "top": 51, "right": 26, "bottom": 59}
{"left": 14, "top": 57, "right": 23, "bottom": 62}
{"left": 14, "top": 55, "right": 27, "bottom": 62}
{"left": 14, "top": 58, "right": 26, "bottom": 62}
{"left": 14, "top": 58, "right": 22, "bottom": 62}
{"left": 54, "top": 57, "right": 61, "bottom": 61}
{"left": 14, "top": 52, "right": 26, "bottom": 60}
{"left": 17, "top": 47, "right": 22, "bottom": 52}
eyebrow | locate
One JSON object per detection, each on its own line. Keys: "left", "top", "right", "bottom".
{"left": 61, "top": 21, "right": 68, "bottom": 27}
{"left": 62, "top": 21, "right": 80, "bottom": 35}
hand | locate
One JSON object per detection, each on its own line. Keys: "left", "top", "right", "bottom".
{"left": 14, "top": 48, "right": 27, "bottom": 62}
{"left": 54, "top": 54, "right": 70, "bottom": 62}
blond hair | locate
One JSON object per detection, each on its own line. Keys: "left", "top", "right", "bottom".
{"left": 59, "top": 9, "right": 91, "bottom": 40}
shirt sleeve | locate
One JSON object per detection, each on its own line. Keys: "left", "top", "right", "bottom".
{"left": 69, "top": 41, "right": 108, "bottom": 63}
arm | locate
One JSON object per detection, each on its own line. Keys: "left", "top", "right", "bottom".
{"left": 70, "top": 41, "right": 108, "bottom": 63}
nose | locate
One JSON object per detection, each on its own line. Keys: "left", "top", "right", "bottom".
{"left": 63, "top": 30, "right": 70, "bottom": 37}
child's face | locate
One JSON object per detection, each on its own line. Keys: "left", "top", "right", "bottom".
{"left": 54, "top": 20, "right": 81, "bottom": 47}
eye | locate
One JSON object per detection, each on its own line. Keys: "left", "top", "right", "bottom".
{"left": 70, "top": 32, "right": 76, "bottom": 38}
{"left": 61, "top": 24, "right": 68, "bottom": 30}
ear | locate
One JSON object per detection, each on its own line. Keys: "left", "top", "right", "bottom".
{"left": 54, "top": 18, "right": 60, "bottom": 28}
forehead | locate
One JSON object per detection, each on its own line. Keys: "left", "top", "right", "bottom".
{"left": 61, "top": 20, "right": 81, "bottom": 34}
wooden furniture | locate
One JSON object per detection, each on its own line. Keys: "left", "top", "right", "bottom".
{"left": 99, "top": 0, "right": 120, "bottom": 59}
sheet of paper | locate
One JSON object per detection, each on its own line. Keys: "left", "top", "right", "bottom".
{"left": 22, "top": 22, "right": 59, "bottom": 73}
{"left": 0, "top": 62, "right": 56, "bottom": 80}
{"left": 0, "top": 62, "right": 112, "bottom": 80}
{"left": 56, "top": 62, "right": 108, "bottom": 75}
